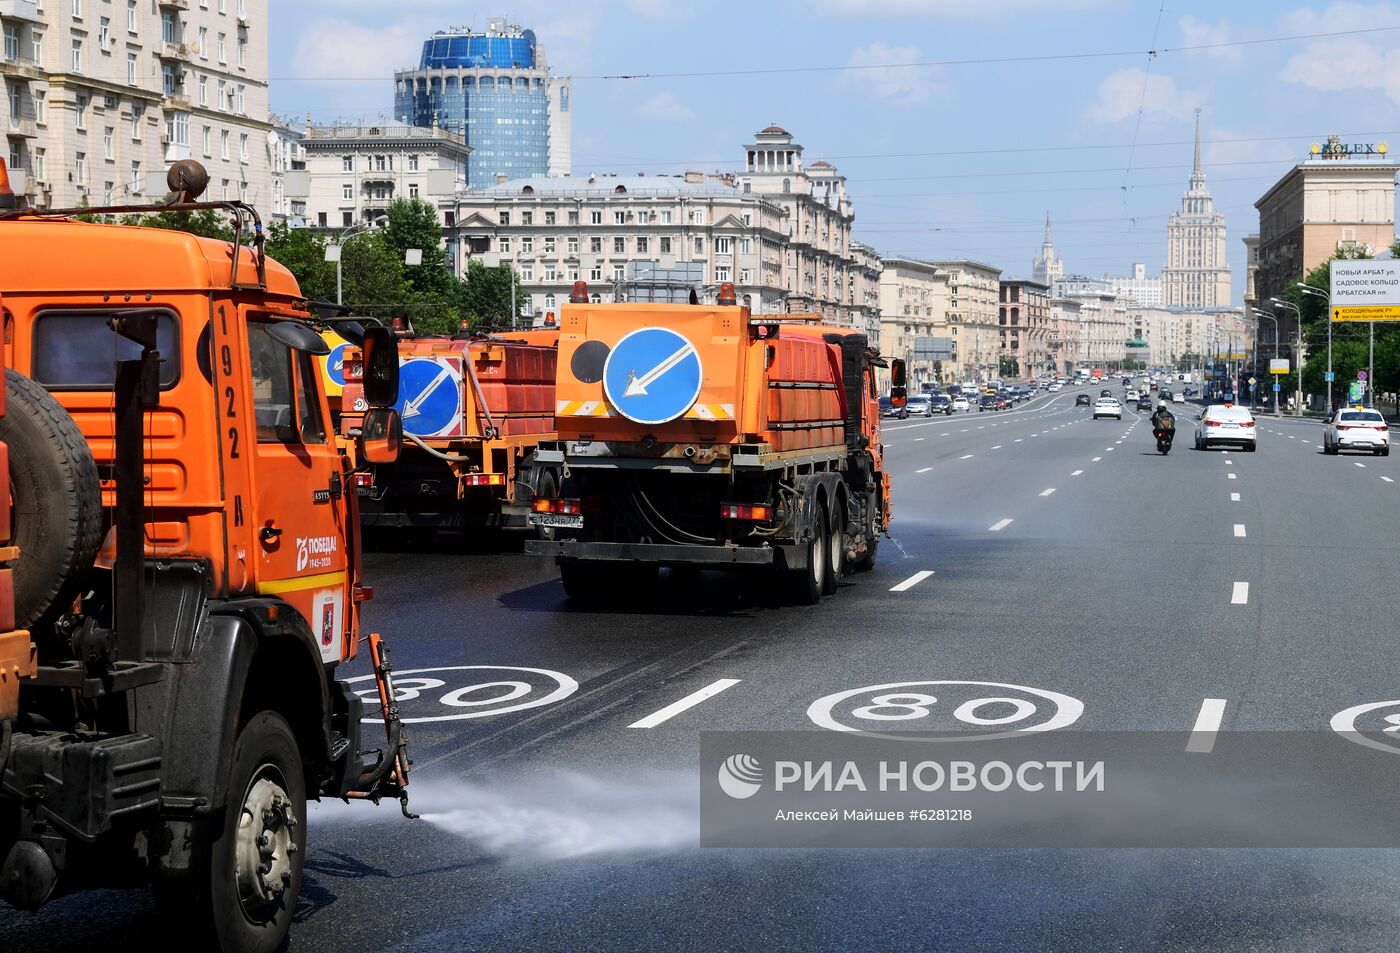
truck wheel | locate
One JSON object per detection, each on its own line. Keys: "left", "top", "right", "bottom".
{"left": 0, "top": 370, "right": 102, "bottom": 630}
{"left": 157, "top": 711, "right": 306, "bottom": 953}
{"left": 822, "top": 498, "right": 844, "bottom": 595}
{"left": 789, "top": 502, "right": 827, "bottom": 605}
{"left": 533, "top": 469, "right": 559, "bottom": 541}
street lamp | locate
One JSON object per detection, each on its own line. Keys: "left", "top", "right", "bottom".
{"left": 1295, "top": 283, "right": 1334, "bottom": 413}
{"left": 1251, "top": 308, "right": 1280, "bottom": 416}
{"left": 324, "top": 215, "right": 389, "bottom": 305}
{"left": 1269, "top": 297, "right": 1304, "bottom": 416}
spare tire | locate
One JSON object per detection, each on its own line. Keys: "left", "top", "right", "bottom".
{"left": 0, "top": 369, "right": 102, "bottom": 631}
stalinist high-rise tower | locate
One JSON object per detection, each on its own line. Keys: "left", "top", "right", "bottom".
{"left": 1032, "top": 213, "right": 1063, "bottom": 286}
{"left": 1163, "top": 110, "right": 1231, "bottom": 308}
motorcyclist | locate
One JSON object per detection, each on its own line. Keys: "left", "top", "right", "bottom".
{"left": 1151, "top": 403, "right": 1176, "bottom": 446}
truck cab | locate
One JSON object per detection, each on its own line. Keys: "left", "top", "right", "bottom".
{"left": 0, "top": 159, "right": 410, "bottom": 953}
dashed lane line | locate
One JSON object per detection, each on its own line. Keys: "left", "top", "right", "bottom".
{"left": 1040, "top": 488, "right": 1057, "bottom": 497}
{"left": 1072, "top": 469, "right": 1084, "bottom": 476}
{"left": 916, "top": 467, "right": 934, "bottom": 474}
{"left": 628, "top": 678, "right": 742, "bottom": 729}
{"left": 988, "top": 518, "right": 1014, "bottom": 532}
{"left": 890, "top": 570, "right": 936, "bottom": 593}
{"left": 1354, "top": 462, "right": 1367, "bottom": 468}
{"left": 960, "top": 454, "right": 974, "bottom": 460}
{"left": 1384, "top": 476, "right": 1395, "bottom": 483}
{"left": 1231, "top": 581, "right": 1250, "bottom": 605}
{"left": 1233, "top": 524, "right": 1247, "bottom": 538}
{"left": 1227, "top": 473, "right": 1237, "bottom": 480}
{"left": 1230, "top": 492, "right": 1241, "bottom": 501}
{"left": 1092, "top": 456, "right": 1102, "bottom": 462}
{"left": 1186, "top": 698, "right": 1228, "bottom": 754}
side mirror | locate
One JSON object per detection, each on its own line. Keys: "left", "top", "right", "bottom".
{"left": 360, "top": 407, "right": 402, "bottom": 465}
{"left": 361, "top": 326, "right": 400, "bottom": 408}
{"left": 890, "top": 358, "right": 907, "bottom": 408}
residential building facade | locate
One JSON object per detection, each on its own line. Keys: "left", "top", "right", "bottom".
{"left": 1106, "top": 263, "right": 1163, "bottom": 308}
{"left": 879, "top": 257, "right": 946, "bottom": 387}
{"left": 288, "top": 122, "right": 468, "bottom": 231}
{"left": 934, "top": 259, "right": 1003, "bottom": 381}
{"left": 268, "top": 117, "right": 305, "bottom": 225}
{"left": 2, "top": 0, "right": 273, "bottom": 213}
{"left": 1048, "top": 298, "right": 1083, "bottom": 375}
{"left": 849, "top": 240, "right": 883, "bottom": 342}
{"left": 1163, "top": 113, "right": 1231, "bottom": 308}
{"left": 999, "top": 278, "right": 1051, "bottom": 379}
{"left": 393, "top": 19, "right": 571, "bottom": 186}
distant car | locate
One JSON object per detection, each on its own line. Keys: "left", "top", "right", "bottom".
{"left": 978, "top": 394, "right": 1002, "bottom": 412}
{"left": 1158, "top": 389, "right": 1173, "bottom": 402}
{"left": 1122, "top": 377, "right": 1132, "bottom": 387}
{"left": 1125, "top": 389, "right": 1140, "bottom": 402}
{"left": 905, "top": 395, "right": 934, "bottom": 417}
{"left": 1093, "top": 397, "right": 1122, "bottom": 420}
{"left": 1100, "top": 388, "right": 1112, "bottom": 398}
{"left": 929, "top": 394, "right": 953, "bottom": 415}
{"left": 1076, "top": 393, "right": 1092, "bottom": 406}
{"left": 1171, "top": 391, "right": 1185, "bottom": 405}
{"left": 952, "top": 396, "right": 971, "bottom": 412}
{"left": 1195, "top": 404, "right": 1257, "bottom": 451}
{"left": 1323, "top": 407, "right": 1390, "bottom": 456}
{"left": 1048, "top": 383, "right": 1063, "bottom": 392}
{"left": 1137, "top": 395, "right": 1154, "bottom": 412}
{"left": 879, "top": 396, "right": 907, "bottom": 419}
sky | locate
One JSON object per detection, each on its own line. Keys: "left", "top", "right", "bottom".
{"left": 269, "top": 0, "right": 1400, "bottom": 305}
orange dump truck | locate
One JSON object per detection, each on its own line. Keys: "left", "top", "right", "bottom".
{"left": 525, "top": 283, "right": 898, "bottom": 603}
{"left": 0, "top": 159, "right": 413, "bottom": 953}
{"left": 338, "top": 326, "right": 559, "bottom": 536}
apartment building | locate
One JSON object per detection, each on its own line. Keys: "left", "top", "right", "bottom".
{"left": 878, "top": 257, "right": 947, "bottom": 387}
{"left": 2, "top": 0, "right": 273, "bottom": 213}
{"left": 932, "top": 259, "right": 1002, "bottom": 381}
{"left": 999, "top": 278, "right": 1051, "bottom": 379}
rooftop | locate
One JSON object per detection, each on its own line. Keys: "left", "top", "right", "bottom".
{"left": 468, "top": 174, "right": 753, "bottom": 199}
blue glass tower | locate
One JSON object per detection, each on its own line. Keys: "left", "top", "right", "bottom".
{"left": 394, "top": 19, "right": 571, "bottom": 187}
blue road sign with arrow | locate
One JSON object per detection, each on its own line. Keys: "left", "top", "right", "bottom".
{"left": 395, "top": 357, "right": 463, "bottom": 437}
{"left": 603, "top": 327, "right": 703, "bottom": 425}
{"left": 325, "top": 343, "right": 348, "bottom": 387}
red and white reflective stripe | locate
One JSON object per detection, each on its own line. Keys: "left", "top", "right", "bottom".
{"left": 719, "top": 503, "right": 773, "bottom": 521}
{"left": 463, "top": 473, "right": 506, "bottom": 487}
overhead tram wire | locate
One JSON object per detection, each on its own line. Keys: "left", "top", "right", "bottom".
{"left": 1121, "top": 0, "right": 1168, "bottom": 208}
{"left": 269, "top": 23, "right": 1400, "bottom": 83}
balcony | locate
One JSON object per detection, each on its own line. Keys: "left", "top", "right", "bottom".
{"left": 0, "top": 57, "right": 44, "bottom": 82}
{"left": 158, "top": 0, "right": 190, "bottom": 9}
{"left": 0, "top": 0, "right": 42, "bottom": 22}
{"left": 159, "top": 42, "right": 192, "bottom": 62}
{"left": 5, "top": 116, "right": 37, "bottom": 138}
{"left": 161, "top": 88, "right": 193, "bottom": 110}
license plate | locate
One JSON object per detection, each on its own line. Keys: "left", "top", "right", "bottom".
{"left": 1221, "top": 423, "right": 1238, "bottom": 429}
{"left": 529, "top": 513, "right": 583, "bottom": 529}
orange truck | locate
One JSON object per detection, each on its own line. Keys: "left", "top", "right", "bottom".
{"left": 525, "top": 283, "right": 898, "bottom": 603}
{"left": 337, "top": 325, "right": 559, "bottom": 537}
{"left": 0, "top": 159, "right": 413, "bottom": 953}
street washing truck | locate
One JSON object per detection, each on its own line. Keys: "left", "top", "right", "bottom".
{"left": 0, "top": 159, "right": 414, "bottom": 953}
{"left": 336, "top": 323, "right": 559, "bottom": 539}
{"left": 525, "top": 282, "right": 897, "bottom": 604}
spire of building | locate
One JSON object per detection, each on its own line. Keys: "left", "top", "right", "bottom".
{"left": 1193, "top": 108, "right": 1202, "bottom": 175}
{"left": 1032, "top": 211, "right": 1062, "bottom": 285}
{"left": 1043, "top": 211, "right": 1052, "bottom": 245}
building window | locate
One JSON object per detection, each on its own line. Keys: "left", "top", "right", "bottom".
{"left": 545, "top": 293, "right": 556, "bottom": 310}
{"left": 742, "top": 212, "right": 752, "bottom": 227}
{"left": 740, "top": 268, "right": 752, "bottom": 283}
{"left": 694, "top": 237, "right": 704, "bottom": 255}
{"left": 406, "top": 153, "right": 418, "bottom": 171}
{"left": 161, "top": 11, "right": 176, "bottom": 43}
{"left": 544, "top": 210, "right": 556, "bottom": 225}
{"left": 520, "top": 264, "right": 533, "bottom": 281}
{"left": 590, "top": 266, "right": 602, "bottom": 281}
{"left": 217, "top": 32, "right": 226, "bottom": 63}
{"left": 660, "top": 210, "right": 672, "bottom": 224}
{"left": 31, "top": 31, "right": 42, "bottom": 65}
{"left": 98, "top": 16, "right": 109, "bottom": 50}
{"left": 217, "top": 78, "right": 225, "bottom": 110}
{"left": 716, "top": 237, "right": 732, "bottom": 254}
{"left": 499, "top": 210, "right": 510, "bottom": 225}
{"left": 521, "top": 237, "right": 533, "bottom": 253}
{"left": 498, "top": 237, "right": 510, "bottom": 253}
{"left": 220, "top": 129, "right": 229, "bottom": 159}
{"left": 691, "top": 210, "right": 705, "bottom": 225}
{"left": 590, "top": 211, "right": 602, "bottom": 225}
{"left": 198, "top": 26, "right": 208, "bottom": 59}
{"left": 521, "top": 210, "right": 533, "bottom": 226}
{"left": 129, "top": 161, "right": 141, "bottom": 192}
{"left": 202, "top": 125, "right": 210, "bottom": 155}
{"left": 102, "top": 126, "right": 113, "bottom": 159}
{"left": 544, "top": 266, "right": 556, "bottom": 282}
{"left": 34, "top": 90, "right": 45, "bottom": 125}
{"left": 613, "top": 211, "right": 626, "bottom": 225}
{"left": 237, "top": 36, "right": 245, "bottom": 69}
{"left": 613, "top": 237, "right": 625, "bottom": 254}
{"left": 660, "top": 237, "right": 671, "bottom": 254}
{"left": 198, "top": 74, "right": 208, "bottom": 105}
{"left": 409, "top": 183, "right": 418, "bottom": 198}
{"left": 637, "top": 210, "right": 650, "bottom": 225}
{"left": 589, "top": 237, "right": 601, "bottom": 254}
{"left": 130, "top": 103, "right": 142, "bottom": 139}
{"left": 613, "top": 265, "right": 625, "bottom": 281}
{"left": 716, "top": 266, "right": 731, "bottom": 282}
{"left": 567, "top": 210, "right": 578, "bottom": 225}
{"left": 74, "top": 151, "right": 86, "bottom": 186}
{"left": 239, "top": 132, "right": 247, "bottom": 161}
{"left": 75, "top": 93, "right": 88, "bottom": 129}
{"left": 71, "top": 38, "right": 82, "bottom": 72}
{"left": 71, "top": 0, "right": 81, "bottom": 19}
{"left": 126, "top": 52, "right": 138, "bottom": 85}
{"left": 543, "top": 236, "right": 555, "bottom": 253}
{"left": 636, "top": 237, "right": 648, "bottom": 254}
{"left": 567, "top": 237, "right": 578, "bottom": 254}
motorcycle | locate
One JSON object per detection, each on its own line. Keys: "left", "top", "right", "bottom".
{"left": 1154, "top": 427, "right": 1174, "bottom": 455}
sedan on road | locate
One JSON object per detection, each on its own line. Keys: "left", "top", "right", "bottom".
{"left": 1093, "top": 397, "right": 1123, "bottom": 420}
{"left": 1075, "top": 393, "right": 1092, "bottom": 406}
{"left": 1125, "top": 389, "right": 1140, "bottom": 403}
{"left": 978, "top": 394, "right": 1001, "bottom": 412}
{"left": 905, "top": 395, "right": 934, "bottom": 417}
{"left": 952, "top": 396, "right": 971, "bottom": 412}
{"left": 1195, "top": 404, "right": 1257, "bottom": 451}
{"left": 930, "top": 394, "right": 953, "bottom": 415}
{"left": 1323, "top": 407, "right": 1390, "bottom": 456}
{"left": 879, "top": 396, "right": 906, "bottom": 419}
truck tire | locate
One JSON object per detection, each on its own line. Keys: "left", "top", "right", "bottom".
{"left": 156, "top": 711, "right": 306, "bottom": 953}
{"left": 789, "top": 501, "right": 827, "bottom": 606}
{"left": 0, "top": 369, "right": 102, "bottom": 630}
{"left": 822, "top": 496, "right": 844, "bottom": 595}
{"left": 533, "top": 469, "right": 559, "bottom": 542}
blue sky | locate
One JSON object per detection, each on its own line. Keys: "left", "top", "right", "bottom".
{"left": 270, "top": 0, "right": 1400, "bottom": 304}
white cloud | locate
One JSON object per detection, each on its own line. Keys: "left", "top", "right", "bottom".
{"left": 1176, "top": 15, "right": 1242, "bottom": 66}
{"left": 290, "top": 19, "right": 423, "bottom": 81}
{"left": 1085, "top": 68, "right": 1205, "bottom": 124}
{"left": 632, "top": 91, "right": 695, "bottom": 121}
{"left": 841, "top": 42, "right": 944, "bottom": 105}
{"left": 1274, "top": 4, "right": 1400, "bottom": 105}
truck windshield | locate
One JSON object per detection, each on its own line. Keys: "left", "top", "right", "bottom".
{"left": 31, "top": 310, "right": 180, "bottom": 389}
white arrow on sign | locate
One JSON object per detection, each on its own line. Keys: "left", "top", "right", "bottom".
{"left": 402, "top": 364, "right": 454, "bottom": 419}
{"left": 624, "top": 342, "right": 697, "bottom": 397}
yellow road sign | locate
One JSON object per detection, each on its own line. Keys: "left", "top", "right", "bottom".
{"left": 1333, "top": 305, "right": 1400, "bottom": 322}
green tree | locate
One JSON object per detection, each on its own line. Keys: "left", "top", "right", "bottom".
{"left": 340, "top": 232, "right": 413, "bottom": 320}
{"left": 263, "top": 221, "right": 337, "bottom": 301}
{"left": 385, "top": 197, "right": 452, "bottom": 296}
{"left": 117, "top": 208, "right": 236, "bottom": 241}
{"left": 458, "top": 259, "right": 522, "bottom": 330}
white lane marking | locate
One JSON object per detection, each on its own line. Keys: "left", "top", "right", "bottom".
{"left": 1354, "top": 462, "right": 1367, "bottom": 468}
{"left": 988, "top": 518, "right": 1014, "bottom": 532}
{"left": 1071, "top": 469, "right": 1084, "bottom": 476}
{"left": 960, "top": 429, "right": 969, "bottom": 433}
{"left": 1106, "top": 447, "right": 1115, "bottom": 452}
{"left": 1115, "top": 440, "right": 1123, "bottom": 444}
{"left": 992, "top": 444, "right": 1003, "bottom": 449}
{"left": 915, "top": 466, "right": 934, "bottom": 474}
{"left": 889, "top": 570, "right": 936, "bottom": 592}
{"left": 1186, "top": 698, "right": 1228, "bottom": 754}
{"left": 1288, "top": 435, "right": 1295, "bottom": 439}
{"left": 977, "top": 426, "right": 985, "bottom": 430}
{"left": 1231, "top": 581, "right": 1249, "bottom": 605}
{"left": 1230, "top": 492, "right": 1241, "bottom": 501}
{"left": 1039, "top": 488, "right": 1056, "bottom": 497}
{"left": 1227, "top": 473, "right": 1237, "bottom": 480}
{"left": 1384, "top": 476, "right": 1395, "bottom": 483}
{"left": 628, "top": 678, "right": 741, "bottom": 729}
{"left": 1233, "top": 524, "right": 1247, "bottom": 538}
{"left": 960, "top": 454, "right": 974, "bottom": 460}
{"left": 1092, "top": 456, "right": 1102, "bottom": 462}
{"left": 1224, "top": 460, "right": 1233, "bottom": 466}
{"left": 914, "top": 437, "right": 926, "bottom": 442}
{"left": 1014, "top": 438, "right": 1023, "bottom": 443}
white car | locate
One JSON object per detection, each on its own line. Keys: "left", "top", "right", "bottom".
{"left": 952, "top": 396, "right": 971, "bottom": 412}
{"left": 1323, "top": 407, "right": 1390, "bottom": 456}
{"left": 1125, "top": 389, "right": 1140, "bottom": 402}
{"left": 1171, "top": 391, "right": 1185, "bottom": 405}
{"left": 1048, "top": 383, "right": 1062, "bottom": 392}
{"left": 1195, "top": 404, "right": 1257, "bottom": 451}
{"left": 1093, "top": 397, "right": 1122, "bottom": 420}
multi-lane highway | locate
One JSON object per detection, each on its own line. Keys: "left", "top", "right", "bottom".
{"left": 7, "top": 384, "right": 1400, "bottom": 952}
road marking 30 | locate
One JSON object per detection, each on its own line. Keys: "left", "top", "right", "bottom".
{"left": 1187, "top": 698, "right": 1228, "bottom": 753}
{"left": 628, "top": 678, "right": 742, "bottom": 729}
{"left": 1231, "top": 581, "right": 1249, "bottom": 605}
{"left": 890, "top": 570, "right": 936, "bottom": 593}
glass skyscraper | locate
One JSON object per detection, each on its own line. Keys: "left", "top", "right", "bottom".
{"left": 394, "top": 19, "right": 572, "bottom": 187}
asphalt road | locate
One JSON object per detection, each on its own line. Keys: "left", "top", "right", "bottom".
{"left": 7, "top": 383, "right": 1400, "bottom": 952}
